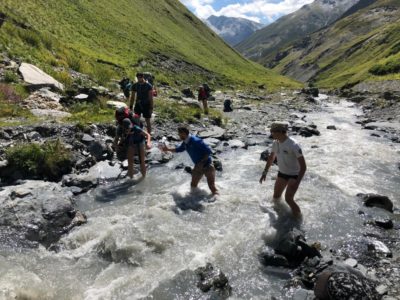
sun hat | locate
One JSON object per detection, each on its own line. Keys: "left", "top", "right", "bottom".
{"left": 270, "top": 122, "right": 289, "bottom": 132}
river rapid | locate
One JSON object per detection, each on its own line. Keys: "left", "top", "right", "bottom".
{"left": 0, "top": 97, "right": 399, "bottom": 299}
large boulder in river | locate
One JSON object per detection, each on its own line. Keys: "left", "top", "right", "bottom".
{"left": 19, "top": 63, "right": 64, "bottom": 91}
{"left": 0, "top": 181, "right": 86, "bottom": 248}
{"left": 357, "top": 193, "right": 394, "bottom": 212}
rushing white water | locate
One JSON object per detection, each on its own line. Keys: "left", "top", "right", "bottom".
{"left": 0, "top": 98, "right": 399, "bottom": 299}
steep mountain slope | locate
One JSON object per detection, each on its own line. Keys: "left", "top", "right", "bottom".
{"left": 236, "top": 0, "right": 359, "bottom": 64}
{"left": 271, "top": 0, "right": 400, "bottom": 88}
{"left": 206, "top": 15, "right": 264, "bottom": 46}
{"left": 0, "top": 0, "right": 298, "bottom": 90}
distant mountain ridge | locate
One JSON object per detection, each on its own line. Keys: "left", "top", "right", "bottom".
{"left": 236, "top": 0, "right": 360, "bottom": 64}
{"left": 206, "top": 15, "right": 264, "bottom": 46}
{"left": 270, "top": 0, "right": 400, "bottom": 88}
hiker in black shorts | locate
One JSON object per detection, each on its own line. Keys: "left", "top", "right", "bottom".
{"left": 129, "top": 72, "right": 154, "bottom": 134}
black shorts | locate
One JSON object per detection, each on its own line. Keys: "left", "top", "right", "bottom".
{"left": 278, "top": 172, "right": 298, "bottom": 180}
{"left": 134, "top": 102, "right": 152, "bottom": 119}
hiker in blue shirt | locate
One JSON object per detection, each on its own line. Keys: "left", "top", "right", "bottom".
{"left": 160, "top": 125, "right": 218, "bottom": 195}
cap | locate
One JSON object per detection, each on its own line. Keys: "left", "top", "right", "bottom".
{"left": 270, "top": 122, "right": 288, "bottom": 132}
{"left": 122, "top": 118, "right": 132, "bottom": 129}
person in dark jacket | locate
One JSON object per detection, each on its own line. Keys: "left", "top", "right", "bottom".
{"left": 160, "top": 125, "right": 218, "bottom": 195}
{"left": 129, "top": 72, "right": 154, "bottom": 134}
{"left": 120, "top": 116, "right": 151, "bottom": 178}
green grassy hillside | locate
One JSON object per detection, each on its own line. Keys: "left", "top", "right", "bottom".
{"left": 0, "top": 0, "right": 299, "bottom": 90}
{"left": 271, "top": 0, "right": 400, "bottom": 88}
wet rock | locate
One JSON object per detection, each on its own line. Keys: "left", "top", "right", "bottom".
{"left": 367, "top": 240, "right": 392, "bottom": 258}
{"left": 327, "top": 125, "right": 337, "bottom": 130}
{"left": 259, "top": 246, "right": 290, "bottom": 267}
{"left": 0, "top": 181, "right": 84, "bottom": 248}
{"left": 358, "top": 193, "right": 394, "bottom": 212}
{"left": 213, "top": 159, "right": 223, "bottom": 172}
{"left": 344, "top": 258, "right": 358, "bottom": 268}
{"left": 314, "top": 271, "right": 380, "bottom": 300}
{"left": 81, "top": 134, "right": 95, "bottom": 144}
{"left": 301, "top": 87, "right": 319, "bottom": 97}
{"left": 195, "top": 263, "right": 232, "bottom": 297}
{"left": 298, "top": 126, "right": 320, "bottom": 137}
{"left": 184, "top": 166, "right": 192, "bottom": 174}
{"left": 228, "top": 139, "right": 246, "bottom": 149}
{"left": 88, "top": 140, "right": 113, "bottom": 161}
{"left": 260, "top": 149, "right": 270, "bottom": 161}
{"left": 374, "top": 218, "right": 394, "bottom": 229}
{"left": 275, "top": 228, "right": 321, "bottom": 266}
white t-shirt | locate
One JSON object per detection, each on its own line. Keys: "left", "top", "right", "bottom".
{"left": 271, "top": 137, "right": 303, "bottom": 175}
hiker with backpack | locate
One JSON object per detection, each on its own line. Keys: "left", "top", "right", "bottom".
{"left": 119, "top": 77, "right": 133, "bottom": 99}
{"left": 129, "top": 72, "right": 154, "bottom": 134}
{"left": 114, "top": 108, "right": 151, "bottom": 178}
{"left": 198, "top": 84, "right": 211, "bottom": 115}
{"left": 122, "top": 117, "right": 151, "bottom": 178}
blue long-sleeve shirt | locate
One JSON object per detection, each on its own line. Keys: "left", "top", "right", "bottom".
{"left": 175, "top": 135, "right": 212, "bottom": 165}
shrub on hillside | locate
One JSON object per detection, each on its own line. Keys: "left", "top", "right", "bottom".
{"left": 4, "top": 71, "right": 19, "bottom": 83}
{"left": 0, "top": 83, "right": 22, "bottom": 103}
{"left": 5, "top": 139, "right": 73, "bottom": 181}
{"left": 369, "top": 60, "right": 400, "bottom": 76}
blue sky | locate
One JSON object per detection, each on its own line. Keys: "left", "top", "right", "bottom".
{"left": 180, "top": 0, "right": 314, "bottom": 24}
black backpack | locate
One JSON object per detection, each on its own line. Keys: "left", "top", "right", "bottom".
{"left": 203, "top": 83, "right": 211, "bottom": 98}
{"left": 119, "top": 77, "right": 133, "bottom": 98}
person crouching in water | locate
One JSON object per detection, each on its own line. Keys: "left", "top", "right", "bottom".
{"left": 121, "top": 116, "right": 151, "bottom": 178}
{"left": 259, "top": 122, "right": 306, "bottom": 218}
{"left": 160, "top": 125, "right": 218, "bottom": 195}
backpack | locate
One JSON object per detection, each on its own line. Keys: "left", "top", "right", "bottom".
{"left": 119, "top": 77, "right": 133, "bottom": 98}
{"left": 203, "top": 83, "right": 211, "bottom": 98}
{"left": 115, "top": 106, "right": 132, "bottom": 124}
{"left": 143, "top": 72, "right": 157, "bottom": 97}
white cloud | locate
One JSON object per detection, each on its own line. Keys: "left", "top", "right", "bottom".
{"left": 180, "top": 0, "right": 315, "bottom": 23}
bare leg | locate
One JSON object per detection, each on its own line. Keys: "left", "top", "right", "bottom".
{"left": 205, "top": 166, "right": 218, "bottom": 195}
{"left": 127, "top": 146, "right": 135, "bottom": 178}
{"left": 138, "top": 144, "right": 146, "bottom": 177}
{"left": 285, "top": 179, "right": 301, "bottom": 217}
{"left": 202, "top": 100, "right": 209, "bottom": 115}
{"left": 273, "top": 177, "right": 288, "bottom": 201}
{"left": 145, "top": 118, "right": 151, "bottom": 135}
{"left": 191, "top": 169, "right": 203, "bottom": 190}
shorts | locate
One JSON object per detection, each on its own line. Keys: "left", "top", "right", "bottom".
{"left": 278, "top": 171, "right": 298, "bottom": 180}
{"left": 192, "top": 164, "right": 215, "bottom": 181}
{"left": 134, "top": 102, "right": 152, "bottom": 119}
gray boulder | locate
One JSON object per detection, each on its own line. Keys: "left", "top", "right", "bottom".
{"left": 0, "top": 181, "right": 86, "bottom": 248}
{"left": 19, "top": 63, "right": 64, "bottom": 91}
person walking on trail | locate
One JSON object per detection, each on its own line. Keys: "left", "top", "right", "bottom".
{"left": 198, "top": 85, "right": 209, "bottom": 115}
{"left": 259, "top": 122, "right": 306, "bottom": 218}
{"left": 129, "top": 72, "right": 154, "bottom": 135}
{"left": 120, "top": 117, "right": 151, "bottom": 178}
{"left": 160, "top": 125, "right": 218, "bottom": 195}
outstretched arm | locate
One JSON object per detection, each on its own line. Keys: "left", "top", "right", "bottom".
{"left": 259, "top": 152, "right": 276, "bottom": 184}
